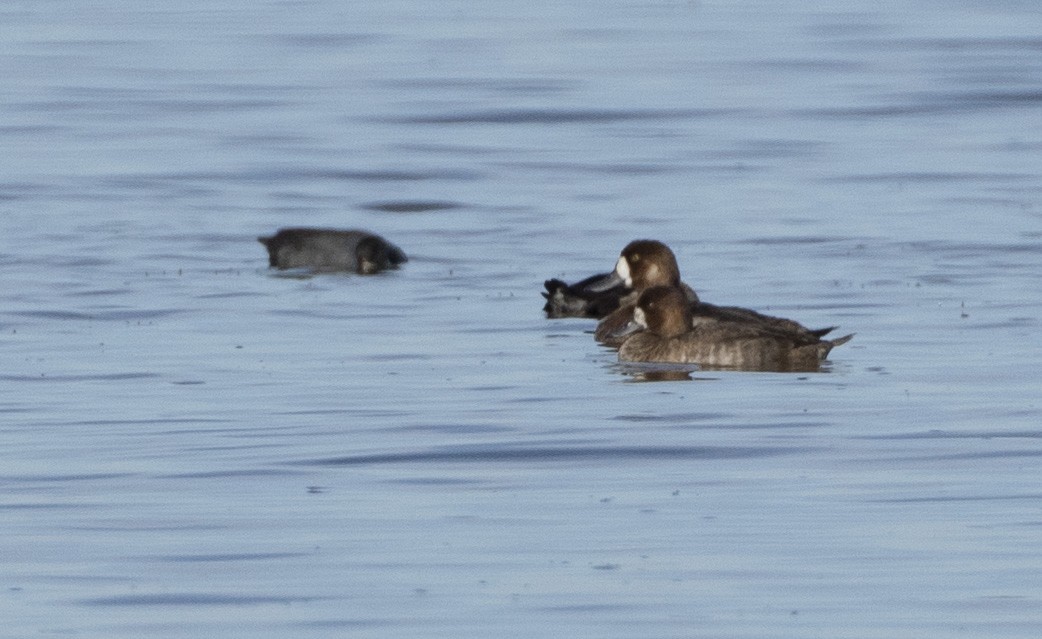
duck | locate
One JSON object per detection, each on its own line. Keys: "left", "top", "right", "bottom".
{"left": 258, "top": 228, "right": 407, "bottom": 274}
{"left": 617, "top": 286, "right": 853, "bottom": 371}
{"left": 542, "top": 272, "right": 631, "bottom": 318}
{"left": 543, "top": 240, "right": 700, "bottom": 319}
{"left": 592, "top": 239, "right": 835, "bottom": 347}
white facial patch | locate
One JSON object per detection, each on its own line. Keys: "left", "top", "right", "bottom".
{"left": 615, "top": 257, "right": 632, "bottom": 287}
{"left": 633, "top": 307, "right": 648, "bottom": 329}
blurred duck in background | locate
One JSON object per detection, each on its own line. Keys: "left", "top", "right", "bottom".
{"left": 259, "top": 228, "right": 407, "bottom": 274}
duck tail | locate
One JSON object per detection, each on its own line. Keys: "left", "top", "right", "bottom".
{"left": 811, "top": 325, "right": 837, "bottom": 338}
{"left": 819, "top": 333, "right": 854, "bottom": 359}
{"left": 830, "top": 333, "right": 855, "bottom": 347}
{"left": 543, "top": 278, "right": 567, "bottom": 299}
{"left": 543, "top": 279, "right": 588, "bottom": 317}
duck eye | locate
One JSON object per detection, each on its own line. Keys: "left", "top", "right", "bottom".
{"left": 630, "top": 254, "right": 640, "bottom": 262}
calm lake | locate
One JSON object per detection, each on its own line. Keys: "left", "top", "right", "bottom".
{"left": 3, "top": 1, "right": 1042, "bottom": 637}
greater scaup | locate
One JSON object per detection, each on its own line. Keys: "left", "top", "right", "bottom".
{"left": 617, "top": 286, "right": 853, "bottom": 372}
{"left": 593, "top": 240, "right": 835, "bottom": 347}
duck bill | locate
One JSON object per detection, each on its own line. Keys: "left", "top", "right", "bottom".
{"left": 610, "top": 319, "right": 644, "bottom": 339}
{"left": 586, "top": 269, "right": 625, "bottom": 292}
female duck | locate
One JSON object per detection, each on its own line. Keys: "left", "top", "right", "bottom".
{"left": 593, "top": 240, "right": 834, "bottom": 347}
{"left": 618, "top": 287, "right": 853, "bottom": 372}
{"left": 258, "top": 228, "right": 407, "bottom": 274}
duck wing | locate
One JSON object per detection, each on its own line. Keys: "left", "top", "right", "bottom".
{"left": 690, "top": 301, "right": 834, "bottom": 344}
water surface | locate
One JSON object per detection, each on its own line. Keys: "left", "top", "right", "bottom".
{"left": 3, "top": 1, "right": 1042, "bottom": 637}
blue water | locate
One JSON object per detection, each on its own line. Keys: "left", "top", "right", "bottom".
{"left": 3, "top": 1, "right": 1042, "bottom": 637}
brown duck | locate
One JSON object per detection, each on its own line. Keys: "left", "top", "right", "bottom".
{"left": 593, "top": 240, "right": 836, "bottom": 347}
{"left": 618, "top": 286, "right": 853, "bottom": 372}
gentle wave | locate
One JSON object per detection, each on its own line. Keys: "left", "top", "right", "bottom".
{"left": 82, "top": 593, "right": 328, "bottom": 607}
{"left": 294, "top": 444, "right": 808, "bottom": 466}
{"left": 379, "top": 107, "right": 736, "bottom": 125}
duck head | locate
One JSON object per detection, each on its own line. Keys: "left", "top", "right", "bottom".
{"left": 356, "top": 235, "right": 407, "bottom": 274}
{"left": 632, "top": 286, "right": 693, "bottom": 338}
{"left": 589, "top": 240, "right": 682, "bottom": 292}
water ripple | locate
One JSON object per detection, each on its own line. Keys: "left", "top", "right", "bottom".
{"left": 824, "top": 172, "right": 1032, "bottom": 184}
{"left": 153, "top": 552, "right": 312, "bottom": 563}
{"left": 294, "top": 444, "right": 806, "bottom": 466}
{"left": 157, "top": 469, "right": 305, "bottom": 479}
{"left": 879, "top": 36, "right": 1042, "bottom": 52}
{"left": 101, "top": 167, "right": 483, "bottom": 189}
{"left": 279, "top": 33, "right": 383, "bottom": 48}
{"left": 361, "top": 200, "right": 464, "bottom": 213}
{"left": 872, "top": 493, "right": 1042, "bottom": 504}
{"left": 0, "top": 472, "right": 135, "bottom": 482}
{"left": 9, "top": 309, "right": 182, "bottom": 321}
{"left": 82, "top": 593, "right": 328, "bottom": 607}
{"left": 380, "top": 107, "right": 735, "bottom": 125}
{"left": 0, "top": 373, "right": 158, "bottom": 383}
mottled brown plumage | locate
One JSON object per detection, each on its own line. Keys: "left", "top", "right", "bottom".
{"left": 595, "top": 240, "right": 834, "bottom": 347}
{"left": 618, "top": 287, "right": 853, "bottom": 372}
